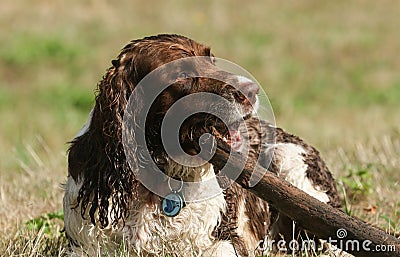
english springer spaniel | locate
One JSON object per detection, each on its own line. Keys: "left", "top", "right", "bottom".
{"left": 63, "top": 34, "right": 341, "bottom": 256}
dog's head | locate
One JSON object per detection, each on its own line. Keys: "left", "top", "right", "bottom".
{"left": 127, "top": 35, "right": 259, "bottom": 154}
{"left": 68, "top": 34, "right": 260, "bottom": 227}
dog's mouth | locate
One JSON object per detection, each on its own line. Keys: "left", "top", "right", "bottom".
{"left": 222, "top": 128, "right": 242, "bottom": 151}
{"left": 219, "top": 113, "right": 251, "bottom": 151}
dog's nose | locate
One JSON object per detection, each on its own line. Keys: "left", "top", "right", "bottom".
{"left": 235, "top": 76, "right": 260, "bottom": 104}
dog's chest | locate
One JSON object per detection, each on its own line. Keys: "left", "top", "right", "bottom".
{"left": 125, "top": 163, "right": 226, "bottom": 255}
{"left": 125, "top": 194, "right": 225, "bottom": 255}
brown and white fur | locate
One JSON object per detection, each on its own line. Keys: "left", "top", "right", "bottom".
{"left": 63, "top": 34, "right": 341, "bottom": 257}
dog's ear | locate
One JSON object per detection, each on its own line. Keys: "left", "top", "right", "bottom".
{"left": 67, "top": 47, "right": 143, "bottom": 229}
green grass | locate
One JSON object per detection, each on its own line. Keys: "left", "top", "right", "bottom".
{"left": 1, "top": 0, "right": 399, "bottom": 256}
{"left": 2, "top": 34, "right": 80, "bottom": 67}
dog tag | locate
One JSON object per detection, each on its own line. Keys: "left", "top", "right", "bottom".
{"left": 162, "top": 192, "right": 185, "bottom": 217}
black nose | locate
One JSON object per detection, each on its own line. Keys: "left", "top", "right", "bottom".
{"left": 236, "top": 80, "right": 260, "bottom": 105}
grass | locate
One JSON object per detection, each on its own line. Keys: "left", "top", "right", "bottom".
{"left": 1, "top": 0, "right": 399, "bottom": 256}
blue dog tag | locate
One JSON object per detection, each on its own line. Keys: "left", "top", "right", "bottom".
{"left": 162, "top": 192, "right": 185, "bottom": 217}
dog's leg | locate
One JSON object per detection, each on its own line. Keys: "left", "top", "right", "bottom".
{"left": 204, "top": 241, "right": 242, "bottom": 257}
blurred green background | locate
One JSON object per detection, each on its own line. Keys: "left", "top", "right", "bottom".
{"left": 0, "top": 0, "right": 399, "bottom": 251}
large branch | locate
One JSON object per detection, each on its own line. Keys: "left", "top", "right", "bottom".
{"left": 201, "top": 138, "right": 400, "bottom": 257}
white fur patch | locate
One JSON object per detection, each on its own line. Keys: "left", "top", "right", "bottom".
{"left": 235, "top": 75, "right": 254, "bottom": 85}
{"left": 74, "top": 108, "right": 93, "bottom": 139}
{"left": 273, "top": 143, "right": 330, "bottom": 203}
{"left": 235, "top": 75, "right": 260, "bottom": 114}
{"left": 203, "top": 241, "right": 241, "bottom": 257}
{"left": 63, "top": 177, "right": 113, "bottom": 256}
{"left": 252, "top": 96, "right": 260, "bottom": 114}
{"left": 236, "top": 198, "right": 258, "bottom": 253}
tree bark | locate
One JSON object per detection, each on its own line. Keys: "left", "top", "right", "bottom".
{"left": 203, "top": 138, "right": 400, "bottom": 257}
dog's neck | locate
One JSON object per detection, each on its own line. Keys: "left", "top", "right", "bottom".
{"left": 163, "top": 159, "right": 215, "bottom": 182}
{"left": 161, "top": 160, "right": 222, "bottom": 202}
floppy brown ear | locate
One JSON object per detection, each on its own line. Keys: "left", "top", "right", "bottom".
{"left": 67, "top": 46, "right": 142, "bottom": 228}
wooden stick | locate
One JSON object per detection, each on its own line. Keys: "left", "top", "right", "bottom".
{"left": 201, "top": 138, "right": 400, "bottom": 257}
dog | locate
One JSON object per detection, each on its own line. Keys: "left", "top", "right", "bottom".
{"left": 63, "top": 34, "right": 341, "bottom": 256}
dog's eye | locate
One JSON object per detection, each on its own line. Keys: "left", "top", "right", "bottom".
{"left": 178, "top": 72, "right": 190, "bottom": 79}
